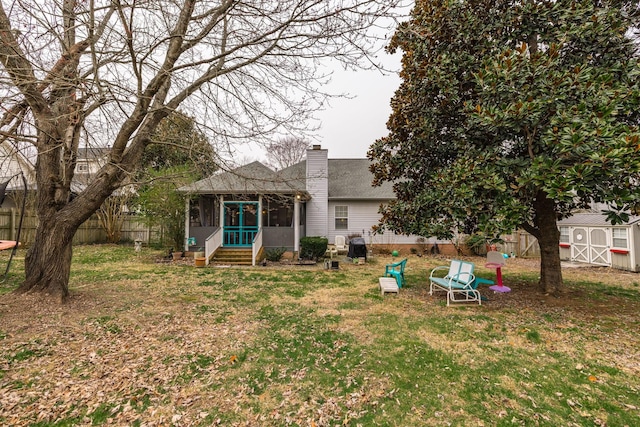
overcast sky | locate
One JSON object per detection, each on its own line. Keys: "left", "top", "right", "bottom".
{"left": 313, "top": 56, "right": 402, "bottom": 159}
{"left": 233, "top": 7, "right": 409, "bottom": 165}
{"left": 233, "top": 52, "right": 403, "bottom": 165}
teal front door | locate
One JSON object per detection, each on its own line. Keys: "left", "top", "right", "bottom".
{"left": 223, "top": 202, "right": 259, "bottom": 246}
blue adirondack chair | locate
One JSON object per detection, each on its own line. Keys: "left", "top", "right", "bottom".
{"left": 385, "top": 258, "right": 407, "bottom": 288}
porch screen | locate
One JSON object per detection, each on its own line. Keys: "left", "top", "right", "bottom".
{"left": 262, "top": 197, "right": 293, "bottom": 227}
{"left": 190, "top": 196, "right": 218, "bottom": 227}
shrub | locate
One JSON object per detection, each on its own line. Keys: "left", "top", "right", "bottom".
{"left": 465, "top": 233, "right": 487, "bottom": 256}
{"left": 374, "top": 247, "right": 391, "bottom": 255}
{"left": 265, "top": 247, "right": 287, "bottom": 262}
{"left": 299, "top": 236, "right": 328, "bottom": 260}
{"left": 465, "top": 234, "right": 503, "bottom": 256}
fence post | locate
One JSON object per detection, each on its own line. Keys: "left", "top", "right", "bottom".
{"left": 10, "top": 208, "right": 16, "bottom": 241}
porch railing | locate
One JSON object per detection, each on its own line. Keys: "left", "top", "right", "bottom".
{"left": 252, "top": 228, "right": 263, "bottom": 267}
{"left": 223, "top": 226, "right": 258, "bottom": 246}
{"left": 204, "top": 227, "right": 222, "bottom": 266}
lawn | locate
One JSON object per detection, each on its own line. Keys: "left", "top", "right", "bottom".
{"left": 1, "top": 245, "right": 639, "bottom": 426}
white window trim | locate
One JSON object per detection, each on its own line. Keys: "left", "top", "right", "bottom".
{"left": 559, "top": 226, "right": 570, "bottom": 243}
{"left": 335, "top": 205, "right": 348, "bottom": 230}
{"left": 612, "top": 227, "right": 628, "bottom": 249}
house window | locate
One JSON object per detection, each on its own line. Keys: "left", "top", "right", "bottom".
{"left": 559, "top": 227, "right": 570, "bottom": 243}
{"left": 612, "top": 228, "right": 628, "bottom": 249}
{"left": 76, "top": 163, "right": 88, "bottom": 172}
{"left": 335, "top": 205, "right": 348, "bottom": 230}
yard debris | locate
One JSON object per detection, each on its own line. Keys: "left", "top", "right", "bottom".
{"left": 1, "top": 249, "right": 639, "bottom": 425}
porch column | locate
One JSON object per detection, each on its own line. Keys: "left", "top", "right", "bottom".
{"left": 184, "top": 198, "right": 190, "bottom": 252}
{"left": 630, "top": 224, "right": 637, "bottom": 272}
{"left": 258, "top": 195, "right": 263, "bottom": 229}
{"left": 294, "top": 195, "right": 300, "bottom": 252}
{"left": 219, "top": 195, "right": 224, "bottom": 247}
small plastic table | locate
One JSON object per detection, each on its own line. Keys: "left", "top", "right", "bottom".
{"left": 485, "top": 261, "right": 510, "bottom": 293}
{"left": 379, "top": 277, "right": 399, "bottom": 296}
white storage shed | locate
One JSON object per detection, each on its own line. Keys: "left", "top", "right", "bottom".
{"left": 557, "top": 213, "right": 640, "bottom": 272}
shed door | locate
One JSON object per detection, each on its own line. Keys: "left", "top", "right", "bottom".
{"left": 589, "top": 228, "right": 610, "bottom": 266}
{"left": 571, "top": 227, "right": 589, "bottom": 263}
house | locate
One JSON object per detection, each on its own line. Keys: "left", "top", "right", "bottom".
{"left": 179, "top": 145, "right": 422, "bottom": 265}
{"left": 0, "top": 142, "right": 34, "bottom": 208}
{"left": 1, "top": 145, "right": 109, "bottom": 201}
{"left": 72, "top": 147, "right": 110, "bottom": 191}
{"left": 75, "top": 147, "right": 110, "bottom": 176}
{"left": 558, "top": 213, "right": 640, "bottom": 272}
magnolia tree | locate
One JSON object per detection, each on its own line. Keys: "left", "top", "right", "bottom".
{"left": 369, "top": 0, "right": 640, "bottom": 295}
{"left": 0, "top": 0, "right": 401, "bottom": 301}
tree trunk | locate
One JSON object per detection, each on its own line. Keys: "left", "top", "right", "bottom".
{"left": 531, "top": 191, "right": 564, "bottom": 295}
{"left": 16, "top": 213, "right": 75, "bottom": 302}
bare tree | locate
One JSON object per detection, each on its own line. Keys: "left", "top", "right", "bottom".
{"left": 96, "top": 189, "right": 135, "bottom": 244}
{"left": 0, "top": 0, "right": 401, "bottom": 301}
{"left": 265, "top": 136, "right": 310, "bottom": 170}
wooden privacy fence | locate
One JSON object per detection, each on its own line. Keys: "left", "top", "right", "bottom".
{"left": 1, "top": 207, "right": 543, "bottom": 256}
{"left": 501, "top": 231, "right": 540, "bottom": 258}
{"left": 0, "top": 208, "right": 158, "bottom": 246}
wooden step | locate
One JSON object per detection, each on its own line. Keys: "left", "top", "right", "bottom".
{"left": 212, "top": 248, "right": 253, "bottom": 265}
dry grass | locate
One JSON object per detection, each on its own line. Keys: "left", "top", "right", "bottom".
{"left": 0, "top": 246, "right": 639, "bottom": 426}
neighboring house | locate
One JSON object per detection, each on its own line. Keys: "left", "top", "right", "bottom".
{"left": 179, "top": 145, "right": 422, "bottom": 265}
{"left": 75, "top": 147, "right": 110, "bottom": 175}
{"left": 72, "top": 147, "right": 110, "bottom": 191}
{"left": 558, "top": 213, "right": 640, "bottom": 272}
{"left": 0, "top": 142, "right": 34, "bottom": 208}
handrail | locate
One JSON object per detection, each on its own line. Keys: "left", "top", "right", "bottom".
{"left": 204, "top": 227, "right": 222, "bottom": 266}
{"left": 252, "top": 228, "right": 263, "bottom": 266}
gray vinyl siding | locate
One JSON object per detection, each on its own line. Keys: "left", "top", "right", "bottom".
{"left": 327, "top": 200, "right": 419, "bottom": 245}
{"left": 305, "top": 149, "right": 329, "bottom": 237}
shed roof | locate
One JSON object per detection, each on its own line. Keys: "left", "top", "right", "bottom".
{"left": 558, "top": 213, "right": 640, "bottom": 227}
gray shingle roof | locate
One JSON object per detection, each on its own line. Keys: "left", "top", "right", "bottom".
{"left": 179, "top": 158, "right": 396, "bottom": 200}
{"left": 179, "top": 161, "right": 305, "bottom": 194}
{"left": 327, "top": 159, "right": 395, "bottom": 199}
{"left": 558, "top": 213, "right": 640, "bottom": 226}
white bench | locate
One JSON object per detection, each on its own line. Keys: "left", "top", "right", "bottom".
{"left": 379, "top": 277, "right": 399, "bottom": 296}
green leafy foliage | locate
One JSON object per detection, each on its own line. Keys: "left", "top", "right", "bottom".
{"left": 369, "top": 0, "right": 640, "bottom": 293}
{"left": 299, "top": 236, "right": 328, "bottom": 260}
{"left": 265, "top": 247, "right": 287, "bottom": 262}
{"left": 135, "top": 166, "right": 194, "bottom": 249}
{"left": 141, "top": 111, "right": 216, "bottom": 177}
{"left": 135, "top": 112, "right": 216, "bottom": 249}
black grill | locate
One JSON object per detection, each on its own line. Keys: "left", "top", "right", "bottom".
{"left": 347, "top": 237, "right": 367, "bottom": 260}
